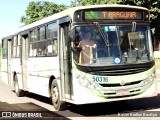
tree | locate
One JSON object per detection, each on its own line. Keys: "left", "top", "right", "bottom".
{"left": 21, "top": 1, "right": 67, "bottom": 25}
{"left": 70, "top": 0, "right": 81, "bottom": 7}
{"left": 70, "top": 0, "right": 117, "bottom": 6}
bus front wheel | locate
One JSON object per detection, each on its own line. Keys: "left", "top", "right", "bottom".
{"left": 14, "top": 75, "right": 25, "bottom": 97}
{"left": 51, "top": 80, "right": 66, "bottom": 111}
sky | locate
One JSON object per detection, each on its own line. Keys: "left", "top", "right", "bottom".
{"left": 0, "top": 0, "right": 71, "bottom": 38}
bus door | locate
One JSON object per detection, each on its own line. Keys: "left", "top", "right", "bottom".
{"left": 21, "top": 33, "right": 29, "bottom": 91}
{"left": 7, "top": 38, "right": 12, "bottom": 84}
{"left": 59, "top": 18, "right": 73, "bottom": 100}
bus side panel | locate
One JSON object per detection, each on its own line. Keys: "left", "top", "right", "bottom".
{"left": 27, "top": 57, "right": 60, "bottom": 97}
{"left": 1, "top": 59, "right": 8, "bottom": 84}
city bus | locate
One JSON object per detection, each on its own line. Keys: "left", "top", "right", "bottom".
{"left": 1, "top": 4, "right": 157, "bottom": 110}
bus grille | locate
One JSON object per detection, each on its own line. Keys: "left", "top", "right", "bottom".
{"left": 90, "top": 67, "right": 147, "bottom": 76}
{"left": 99, "top": 80, "right": 142, "bottom": 87}
{"left": 106, "top": 93, "right": 140, "bottom": 99}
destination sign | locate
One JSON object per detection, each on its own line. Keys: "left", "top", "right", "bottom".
{"left": 84, "top": 11, "right": 143, "bottom": 20}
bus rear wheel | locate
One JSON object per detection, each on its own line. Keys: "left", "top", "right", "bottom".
{"left": 14, "top": 75, "right": 25, "bottom": 97}
{"left": 51, "top": 80, "right": 66, "bottom": 111}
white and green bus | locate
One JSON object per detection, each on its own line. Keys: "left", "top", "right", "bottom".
{"left": 1, "top": 4, "right": 157, "bottom": 110}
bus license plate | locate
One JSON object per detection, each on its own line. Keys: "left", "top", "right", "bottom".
{"left": 117, "top": 90, "right": 129, "bottom": 96}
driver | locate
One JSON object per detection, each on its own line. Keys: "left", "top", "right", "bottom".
{"left": 77, "top": 31, "right": 96, "bottom": 64}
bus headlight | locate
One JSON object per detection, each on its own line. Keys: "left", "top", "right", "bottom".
{"left": 142, "top": 76, "right": 154, "bottom": 85}
{"left": 76, "top": 75, "right": 103, "bottom": 90}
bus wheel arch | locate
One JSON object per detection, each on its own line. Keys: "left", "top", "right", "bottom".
{"left": 50, "top": 79, "right": 66, "bottom": 111}
{"left": 13, "top": 72, "right": 25, "bottom": 97}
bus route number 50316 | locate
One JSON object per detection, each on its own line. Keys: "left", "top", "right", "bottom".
{"left": 92, "top": 76, "right": 108, "bottom": 82}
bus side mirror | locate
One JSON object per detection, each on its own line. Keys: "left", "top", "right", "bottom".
{"left": 69, "top": 27, "right": 76, "bottom": 42}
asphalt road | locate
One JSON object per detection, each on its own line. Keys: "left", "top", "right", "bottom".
{"left": 0, "top": 77, "right": 160, "bottom": 120}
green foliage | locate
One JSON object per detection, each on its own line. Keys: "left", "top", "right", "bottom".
{"left": 21, "top": 0, "right": 160, "bottom": 42}
{"left": 70, "top": 0, "right": 117, "bottom": 6}
{"left": 20, "top": 1, "right": 67, "bottom": 25}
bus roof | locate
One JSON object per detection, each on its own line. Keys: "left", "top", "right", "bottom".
{"left": 2, "top": 4, "right": 148, "bottom": 39}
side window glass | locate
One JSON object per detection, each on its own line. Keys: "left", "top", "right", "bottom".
{"left": 38, "top": 26, "right": 45, "bottom": 40}
{"left": 29, "top": 23, "right": 58, "bottom": 57}
{"left": 11, "top": 35, "right": 21, "bottom": 58}
{"left": 12, "top": 36, "right": 17, "bottom": 58}
{"left": 30, "top": 29, "right": 37, "bottom": 42}
{"left": 17, "top": 35, "right": 21, "bottom": 57}
{"left": 36, "top": 41, "right": 47, "bottom": 56}
{"left": 30, "top": 29, "right": 38, "bottom": 57}
{"left": 46, "top": 39, "right": 58, "bottom": 56}
{"left": 16, "top": 35, "right": 21, "bottom": 57}
{"left": 46, "top": 22, "right": 58, "bottom": 56}
{"left": 2, "top": 39, "right": 7, "bottom": 59}
{"left": 47, "top": 23, "right": 57, "bottom": 39}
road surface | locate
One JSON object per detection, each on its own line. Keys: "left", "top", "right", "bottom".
{"left": 0, "top": 77, "right": 160, "bottom": 120}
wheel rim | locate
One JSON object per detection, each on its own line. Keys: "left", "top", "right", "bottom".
{"left": 52, "top": 85, "right": 59, "bottom": 104}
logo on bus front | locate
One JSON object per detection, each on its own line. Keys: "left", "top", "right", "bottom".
{"left": 120, "top": 80, "right": 126, "bottom": 86}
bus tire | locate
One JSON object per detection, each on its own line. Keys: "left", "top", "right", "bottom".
{"left": 14, "top": 75, "right": 25, "bottom": 97}
{"left": 51, "top": 80, "right": 66, "bottom": 111}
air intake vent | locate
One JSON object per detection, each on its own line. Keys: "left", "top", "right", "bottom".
{"left": 100, "top": 80, "right": 142, "bottom": 87}
{"left": 76, "top": 61, "right": 155, "bottom": 75}
{"left": 90, "top": 67, "right": 147, "bottom": 76}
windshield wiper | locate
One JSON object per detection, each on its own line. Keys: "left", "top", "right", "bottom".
{"left": 94, "top": 22, "right": 109, "bottom": 46}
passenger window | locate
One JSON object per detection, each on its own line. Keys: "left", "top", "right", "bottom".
{"left": 17, "top": 35, "right": 21, "bottom": 57}
{"left": 38, "top": 26, "right": 46, "bottom": 40}
{"left": 30, "top": 29, "right": 38, "bottom": 42}
{"left": 46, "top": 39, "right": 58, "bottom": 56}
{"left": 2, "top": 39, "right": 7, "bottom": 59}
{"left": 29, "top": 25, "right": 58, "bottom": 57}
{"left": 47, "top": 23, "right": 57, "bottom": 39}
{"left": 12, "top": 36, "right": 17, "bottom": 58}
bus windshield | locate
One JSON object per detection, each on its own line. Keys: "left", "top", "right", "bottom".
{"left": 74, "top": 24, "right": 153, "bottom": 66}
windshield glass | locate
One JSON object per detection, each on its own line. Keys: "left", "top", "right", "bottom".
{"left": 73, "top": 24, "right": 153, "bottom": 66}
